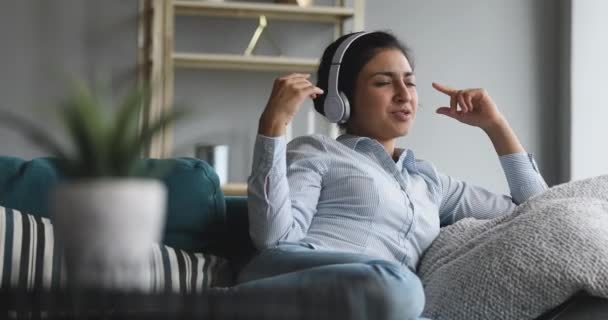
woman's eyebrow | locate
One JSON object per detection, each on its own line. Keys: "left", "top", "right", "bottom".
{"left": 369, "top": 71, "right": 415, "bottom": 79}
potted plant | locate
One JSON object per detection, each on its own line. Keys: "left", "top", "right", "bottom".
{"left": 0, "top": 82, "right": 186, "bottom": 291}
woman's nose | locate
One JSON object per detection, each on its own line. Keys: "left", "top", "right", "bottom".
{"left": 394, "top": 82, "right": 412, "bottom": 103}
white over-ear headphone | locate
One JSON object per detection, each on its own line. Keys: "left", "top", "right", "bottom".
{"left": 323, "top": 31, "right": 369, "bottom": 124}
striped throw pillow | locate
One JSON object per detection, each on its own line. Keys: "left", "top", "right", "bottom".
{"left": 0, "top": 206, "right": 232, "bottom": 292}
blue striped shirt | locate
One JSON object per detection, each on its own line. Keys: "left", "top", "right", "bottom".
{"left": 247, "top": 134, "right": 548, "bottom": 270}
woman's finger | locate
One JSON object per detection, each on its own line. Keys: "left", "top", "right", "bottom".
{"left": 450, "top": 94, "right": 458, "bottom": 113}
{"left": 274, "top": 74, "right": 308, "bottom": 91}
{"left": 301, "top": 85, "right": 324, "bottom": 99}
{"left": 304, "top": 84, "right": 324, "bottom": 95}
{"left": 290, "top": 82, "right": 324, "bottom": 96}
{"left": 311, "top": 86, "right": 324, "bottom": 96}
{"left": 440, "top": 106, "right": 467, "bottom": 122}
{"left": 465, "top": 92, "right": 474, "bottom": 112}
{"left": 275, "top": 79, "right": 314, "bottom": 98}
{"left": 289, "top": 73, "right": 312, "bottom": 80}
{"left": 432, "top": 82, "right": 457, "bottom": 96}
{"left": 291, "top": 81, "right": 320, "bottom": 94}
{"left": 283, "top": 76, "right": 312, "bottom": 87}
{"left": 277, "top": 73, "right": 311, "bottom": 85}
{"left": 436, "top": 106, "right": 459, "bottom": 120}
{"left": 283, "top": 73, "right": 311, "bottom": 79}
{"left": 458, "top": 92, "right": 468, "bottom": 113}
{"left": 289, "top": 79, "right": 315, "bottom": 88}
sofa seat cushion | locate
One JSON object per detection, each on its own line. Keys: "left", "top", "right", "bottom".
{"left": 0, "top": 205, "right": 233, "bottom": 292}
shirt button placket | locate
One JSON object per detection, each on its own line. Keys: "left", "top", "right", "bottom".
{"left": 399, "top": 191, "right": 412, "bottom": 261}
{"left": 398, "top": 230, "right": 407, "bottom": 245}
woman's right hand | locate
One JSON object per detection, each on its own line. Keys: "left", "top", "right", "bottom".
{"left": 258, "top": 73, "right": 324, "bottom": 137}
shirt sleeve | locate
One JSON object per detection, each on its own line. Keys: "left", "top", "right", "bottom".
{"left": 247, "top": 134, "right": 326, "bottom": 250}
{"left": 438, "top": 152, "right": 548, "bottom": 226}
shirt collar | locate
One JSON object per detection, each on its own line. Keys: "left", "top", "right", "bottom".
{"left": 396, "top": 148, "right": 419, "bottom": 173}
{"left": 337, "top": 134, "right": 419, "bottom": 173}
{"left": 336, "top": 133, "right": 369, "bottom": 150}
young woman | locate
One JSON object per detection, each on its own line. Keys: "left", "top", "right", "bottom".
{"left": 236, "top": 31, "right": 547, "bottom": 319}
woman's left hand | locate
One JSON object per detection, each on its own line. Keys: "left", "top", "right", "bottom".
{"left": 432, "top": 82, "right": 505, "bottom": 131}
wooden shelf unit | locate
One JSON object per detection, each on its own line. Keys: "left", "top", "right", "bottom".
{"left": 174, "top": 52, "right": 319, "bottom": 72}
{"left": 174, "top": 1, "right": 356, "bottom": 23}
{"left": 139, "top": 0, "right": 364, "bottom": 164}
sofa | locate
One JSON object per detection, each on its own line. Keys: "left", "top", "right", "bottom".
{"left": 0, "top": 155, "right": 606, "bottom": 319}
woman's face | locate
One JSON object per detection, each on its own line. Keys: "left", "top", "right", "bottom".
{"left": 347, "top": 48, "right": 418, "bottom": 142}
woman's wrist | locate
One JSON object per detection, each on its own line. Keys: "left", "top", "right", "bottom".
{"left": 258, "top": 111, "right": 289, "bottom": 137}
{"left": 482, "top": 116, "right": 509, "bottom": 136}
{"left": 482, "top": 117, "right": 525, "bottom": 156}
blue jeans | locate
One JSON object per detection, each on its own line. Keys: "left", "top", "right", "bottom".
{"left": 234, "top": 243, "right": 427, "bottom": 320}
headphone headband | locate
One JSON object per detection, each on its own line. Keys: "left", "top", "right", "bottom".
{"left": 331, "top": 32, "right": 369, "bottom": 64}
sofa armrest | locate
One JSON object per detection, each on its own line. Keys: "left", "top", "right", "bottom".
{"left": 0, "top": 157, "right": 62, "bottom": 217}
{"left": 220, "top": 196, "right": 257, "bottom": 271}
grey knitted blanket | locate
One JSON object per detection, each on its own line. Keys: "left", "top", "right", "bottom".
{"left": 418, "top": 175, "right": 608, "bottom": 320}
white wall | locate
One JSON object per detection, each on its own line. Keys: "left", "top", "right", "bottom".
{"left": 365, "top": 0, "right": 561, "bottom": 193}
{"left": 569, "top": 0, "right": 608, "bottom": 180}
{"left": 0, "top": 1, "right": 138, "bottom": 158}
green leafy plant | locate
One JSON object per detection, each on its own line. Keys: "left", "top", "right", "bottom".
{"left": 0, "top": 81, "right": 187, "bottom": 179}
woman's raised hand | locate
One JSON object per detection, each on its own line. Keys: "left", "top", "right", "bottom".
{"left": 432, "top": 82, "right": 505, "bottom": 131}
{"left": 258, "top": 73, "right": 324, "bottom": 137}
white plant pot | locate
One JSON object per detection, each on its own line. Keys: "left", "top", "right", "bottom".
{"left": 51, "top": 179, "right": 167, "bottom": 292}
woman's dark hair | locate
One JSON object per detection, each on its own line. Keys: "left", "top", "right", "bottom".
{"left": 313, "top": 31, "right": 413, "bottom": 127}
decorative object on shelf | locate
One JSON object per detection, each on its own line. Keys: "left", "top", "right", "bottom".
{"left": 221, "top": 183, "right": 248, "bottom": 196}
{"left": 244, "top": 15, "right": 268, "bottom": 56}
{"left": 0, "top": 81, "right": 188, "bottom": 292}
{"left": 196, "top": 144, "right": 229, "bottom": 185}
{"left": 244, "top": 15, "right": 283, "bottom": 59}
{"left": 275, "top": 0, "right": 314, "bottom": 7}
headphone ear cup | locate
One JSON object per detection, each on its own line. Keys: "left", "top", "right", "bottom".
{"left": 339, "top": 91, "right": 350, "bottom": 123}
{"left": 324, "top": 94, "right": 345, "bottom": 123}
{"left": 324, "top": 92, "right": 350, "bottom": 124}
{"left": 321, "top": 31, "right": 367, "bottom": 125}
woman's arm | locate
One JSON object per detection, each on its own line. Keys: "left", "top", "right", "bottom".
{"left": 248, "top": 135, "right": 325, "bottom": 250}
{"left": 432, "top": 83, "right": 548, "bottom": 223}
{"left": 248, "top": 73, "right": 325, "bottom": 250}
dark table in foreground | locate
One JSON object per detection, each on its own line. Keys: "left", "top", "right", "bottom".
{"left": 0, "top": 288, "right": 250, "bottom": 319}
{"left": 0, "top": 287, "right": 350, "bottom": 320}
{"left": 3, "top": 289, "right": 608, "bottom": 320}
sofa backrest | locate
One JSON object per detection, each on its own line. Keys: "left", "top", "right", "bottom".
{"left": 0, "top": 156, "right": 229, "bottom": 253}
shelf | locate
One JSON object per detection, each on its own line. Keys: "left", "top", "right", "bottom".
{"left": 174, "top": 52, "right": 319, "bottom": 72}
{"left": 221, "top": 183, "right": 248, "bottom": 196}
{"left": 174, "top": 1, "right": 355, "bottom": 23}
